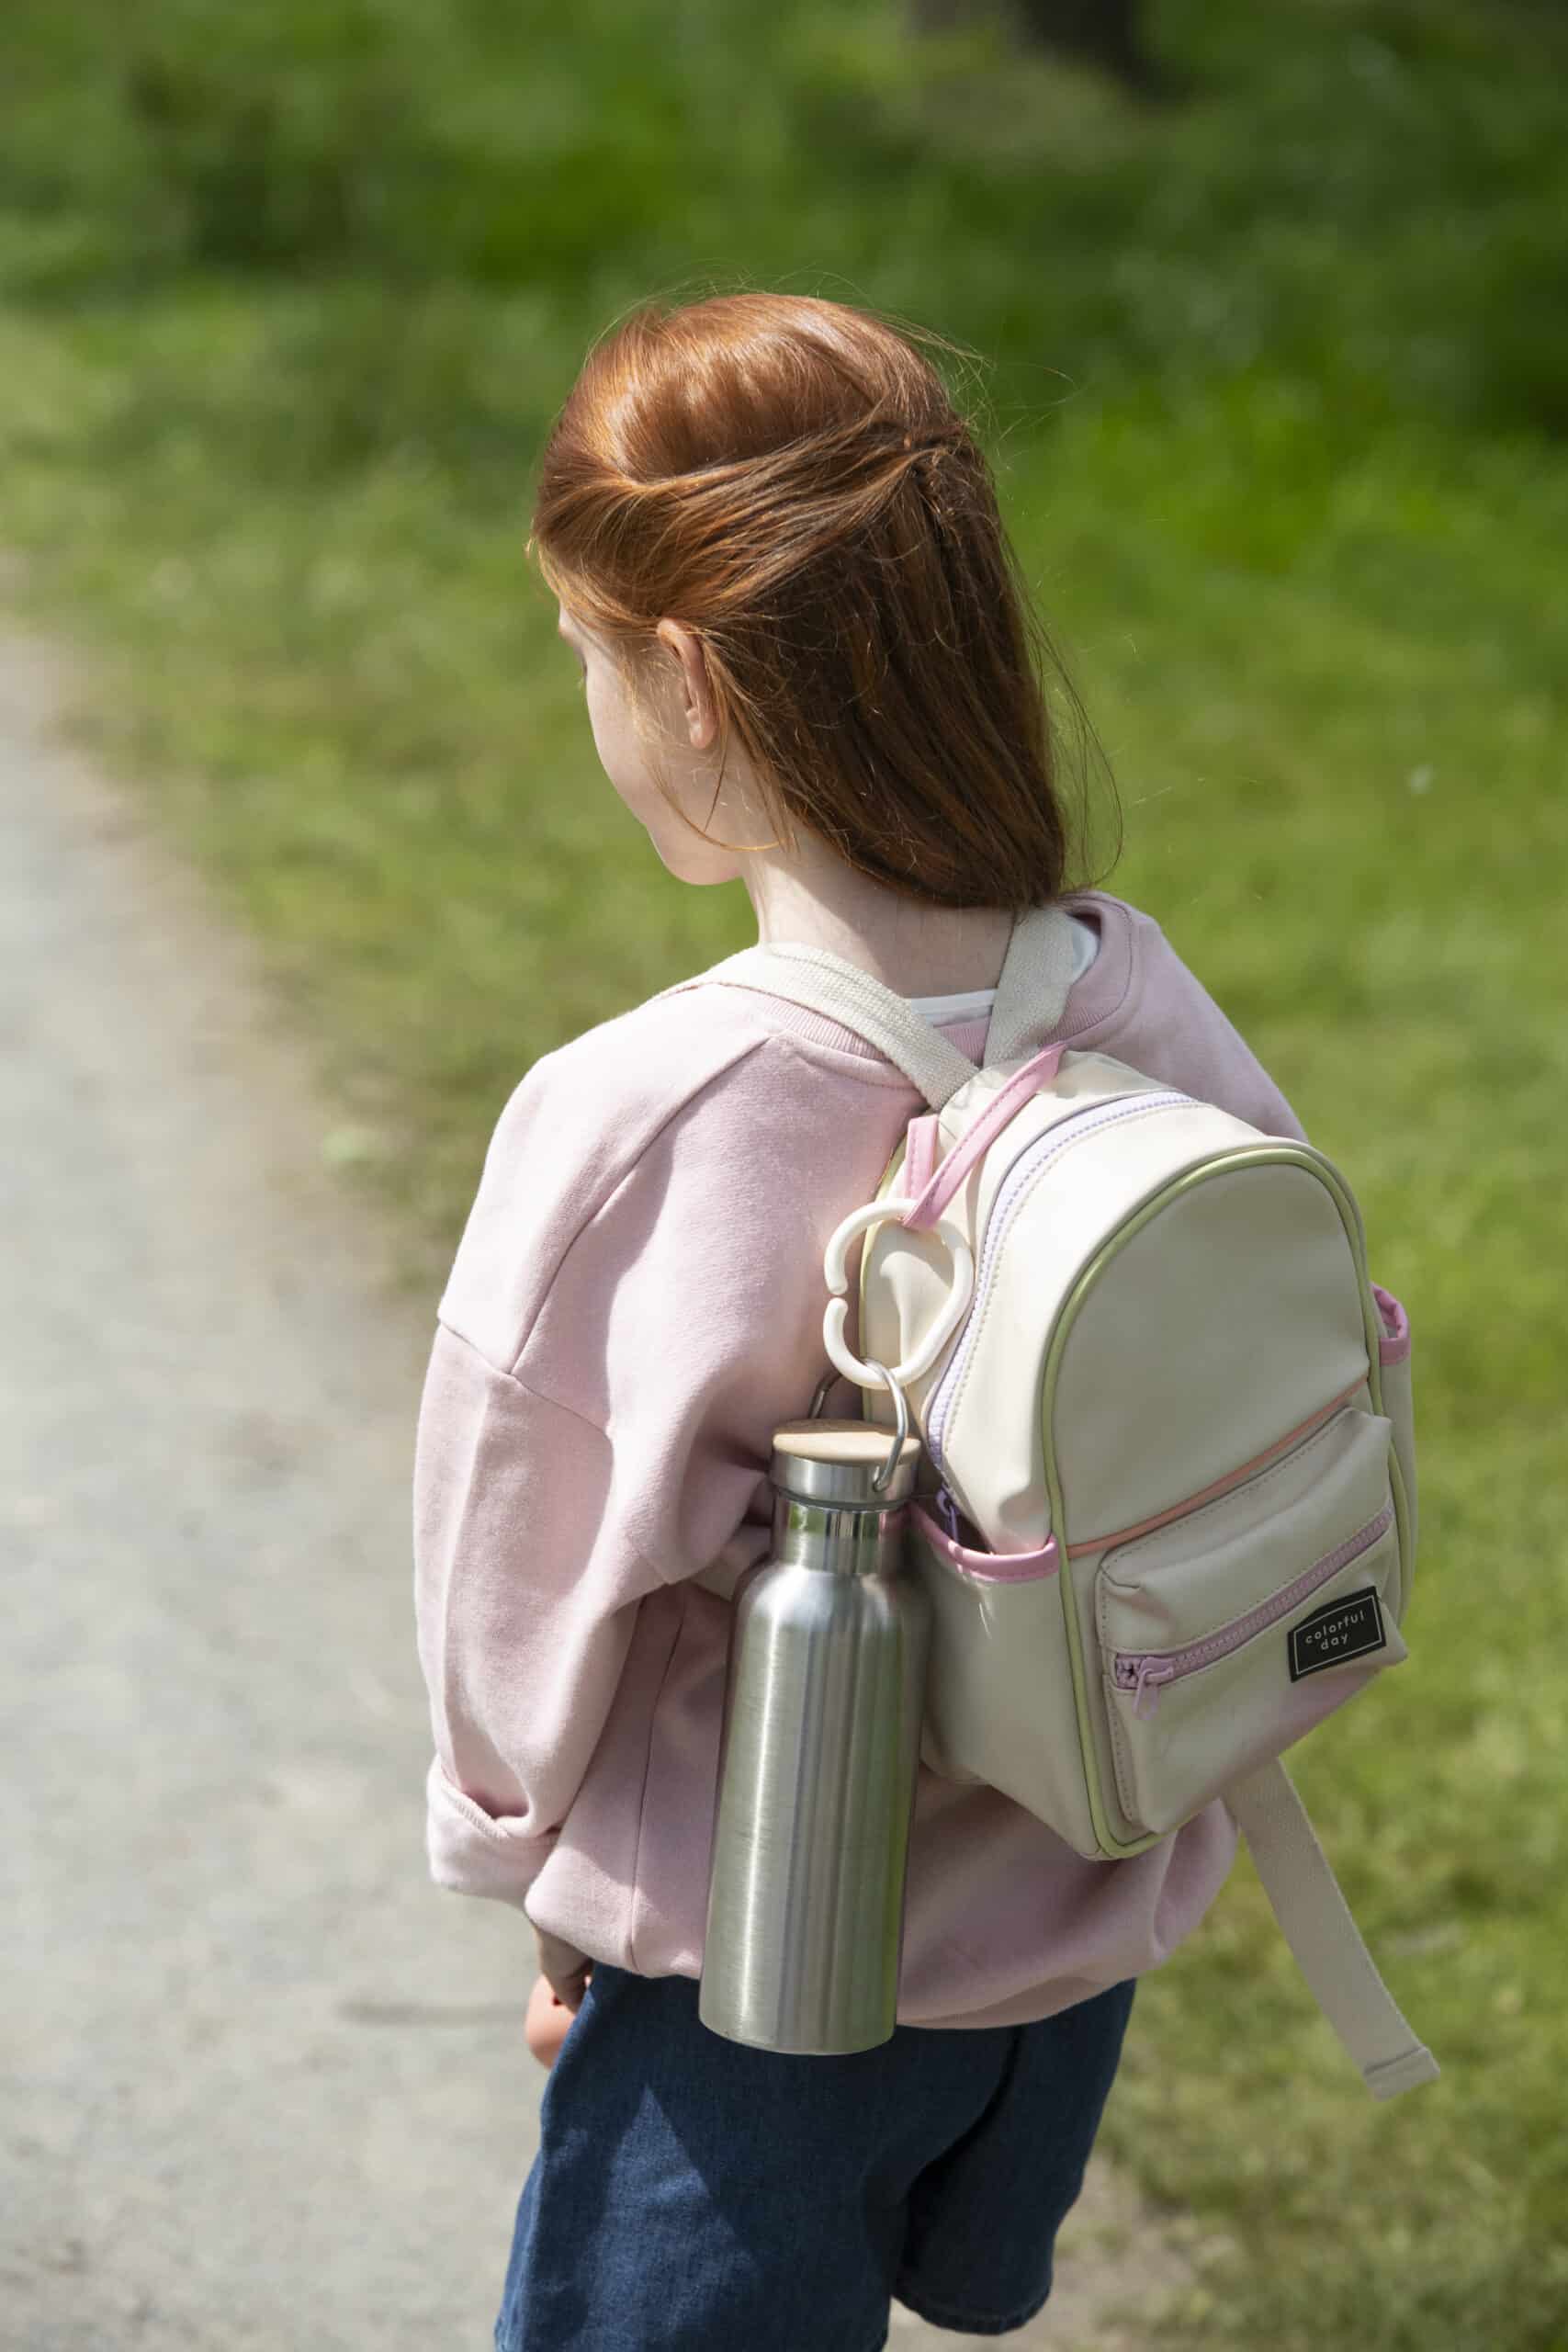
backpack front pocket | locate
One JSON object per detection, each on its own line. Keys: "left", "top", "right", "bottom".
{"left": 1096, "top": 1406, "right": 1407, "bottom": 1838}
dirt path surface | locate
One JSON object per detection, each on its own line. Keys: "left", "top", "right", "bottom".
{"left": 0, "top": 629, "right": 1184, "bottom": 2348}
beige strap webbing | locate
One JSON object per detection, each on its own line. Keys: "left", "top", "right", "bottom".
{"left": 685, "top": 905, "right": 1080, "bottom": 1113}
{"left": 985, "top": 900, "right": 1082, "bottom": 1067}
{"left": 701, "top": 940, "right": 979, "bottom": 1108}
{"left": 1226, "top": 1757, "right": 1439, "bottom": 2100}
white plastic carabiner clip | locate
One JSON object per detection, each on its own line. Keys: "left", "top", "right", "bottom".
{"left": 821, "top": 1198, "right": 975, "bottom": 1393}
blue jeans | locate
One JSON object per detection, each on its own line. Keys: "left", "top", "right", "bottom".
{"left": 494, "top": 1962, "right": 1136, "bottom": 2351}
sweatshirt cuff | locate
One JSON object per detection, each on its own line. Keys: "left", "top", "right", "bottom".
{"left": 424, "top": 1755, "right": 558, "bottom": 1909}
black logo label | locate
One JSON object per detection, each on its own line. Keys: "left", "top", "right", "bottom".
{"left": 1288, "top": 1587, "right": 1387, "bottom": 1682}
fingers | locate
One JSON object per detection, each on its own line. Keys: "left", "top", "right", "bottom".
{"left": 525, "top": 1972, "right": 576, "bottom": 2068}
{"left": 547, "top": 1959, "right": 592, "bottom": 2012}
{"left": 533, "top": 1926, "right": 593, "bottom": 2012}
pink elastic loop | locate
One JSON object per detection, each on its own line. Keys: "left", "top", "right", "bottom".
{"left": 903, "top": 1114, "right": 942, "bottom": 1200}
{"left": 911, "top": 1501, "right": 1060, "bottom": 1582}
{"left": 1371, "top": 1283, "right": 1411, "bottom": 1366}
{"left": 900, "top": 1045, "right": 1065, "bottom": 1231}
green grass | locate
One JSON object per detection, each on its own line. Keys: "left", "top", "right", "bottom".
{"left": 3, "top": 0, "right": 1566, "bottom": 2341}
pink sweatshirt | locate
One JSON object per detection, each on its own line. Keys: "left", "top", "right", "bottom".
{"left": 412, "top": 889, "right": 1310, "bottom": 2030}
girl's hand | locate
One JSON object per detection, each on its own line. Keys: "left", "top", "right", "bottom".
{"left": 533, "top": 1923, "right": 593, "bottom": 2012}
{"left": 525, "top": 1970, "right": 576, "bottom": 2071}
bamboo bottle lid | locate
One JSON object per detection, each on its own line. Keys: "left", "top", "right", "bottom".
{"left": 769, "top": 1418, "right": 923, "bottom": 1508}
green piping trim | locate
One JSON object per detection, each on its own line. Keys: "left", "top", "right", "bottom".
{"left": 1040, "top": 1142, "right": 1386, "bottom": 1860}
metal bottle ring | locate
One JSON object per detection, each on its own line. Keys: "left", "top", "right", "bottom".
{"left": 807, "top": 1363, "right": 914, "bottom": 1497}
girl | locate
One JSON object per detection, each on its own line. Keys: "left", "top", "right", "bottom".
{"left": 412, "top": 291, "right": 1307, "bottom": 2351}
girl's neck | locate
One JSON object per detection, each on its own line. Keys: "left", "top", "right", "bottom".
{"left": 739, "top": 838, "right": 1016, "bottom": 1001}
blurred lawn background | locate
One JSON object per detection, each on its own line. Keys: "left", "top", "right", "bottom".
{"left": 2, "top": 0, "right": 1564, "bottom": 2342}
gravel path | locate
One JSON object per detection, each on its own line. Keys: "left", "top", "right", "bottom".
{"left": 0, "top": 628, "right": 1183, "bottom": 2348}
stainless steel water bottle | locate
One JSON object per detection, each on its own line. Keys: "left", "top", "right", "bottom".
{"left": 698, "top": 1372, "right": 931, "bottom": 2055}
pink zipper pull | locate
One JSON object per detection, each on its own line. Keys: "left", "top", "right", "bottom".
{"left": 1131, "top": 1659, "right": 1177, "bottom": 1720}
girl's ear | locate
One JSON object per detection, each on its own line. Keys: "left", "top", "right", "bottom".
{"left": 655, "top": 618, "right": 719, "bottom": 753}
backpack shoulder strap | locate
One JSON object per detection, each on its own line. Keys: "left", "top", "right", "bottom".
{"left": 677, "top": 904, "right": 1080, "bottom": 1113}
{"left": 1225, "top": 1758, "right": 1439, "bottom": 2099}
{"left": 986, "top": 901, "right": 1082, "bottom": 1066}
{"left": 695, "top": 940, "right": 977, "bottom": 1109}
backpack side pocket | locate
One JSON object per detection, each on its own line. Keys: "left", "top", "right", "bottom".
{"left": 907, "top": 1506, "right": 1100, "bottom": 1856}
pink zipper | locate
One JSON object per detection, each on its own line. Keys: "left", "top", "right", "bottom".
{"left": 1111, "top": 1503, "right": 1394, "bottom": 1719}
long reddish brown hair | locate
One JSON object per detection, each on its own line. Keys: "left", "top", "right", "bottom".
{"left": 528, "top": 288, "right": 1118, "bottom": 911}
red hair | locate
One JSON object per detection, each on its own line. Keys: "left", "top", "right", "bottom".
{"left": 529, "top": 289, "right": 1116, "bottom": 910}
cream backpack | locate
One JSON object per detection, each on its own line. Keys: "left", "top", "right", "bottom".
{"left": 696, "top": 904, "right": 1438, "bottom": 2100}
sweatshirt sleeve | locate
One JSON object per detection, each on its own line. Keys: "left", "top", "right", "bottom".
{"left": 1106, "top": 903, "right": 1311, "bottom": 1145}
{"left": 412, "top": 1324, "right": 666, "bottom": 1908}
{"left": 412, "top": 1019, "right": 840, "bottom": 1911}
